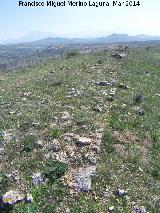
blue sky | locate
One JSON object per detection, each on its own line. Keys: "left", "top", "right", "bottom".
{"left": 0, "top": 0, "right": 160, "bottom": 40}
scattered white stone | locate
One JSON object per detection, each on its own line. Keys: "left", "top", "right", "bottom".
{"left": 32, "top": 172, "right": 45, "bottom": 185}
{"left": 75, "top": 136, "right": 92, "bottom": 146}
{"left": 23, "top": 92, "right": 32, "bottom": 98}
{"left": 22, "top": 97, "right": 27, "bottom": 101}
{"left": 63, "top": 135, "right": 72, "bottom": 142}
{"left": 138, "top": 167, "right": 143, "bottom": 172}
{"left": 155, "top": 94, "right": 160, "bottom": 97}
{"left": 3, "top": 129, "right": 15, "bottom": 142}
{"left": 116, "top": 189, "right": 127, "bottom": 196}
{"left": 95, "top": 81, "right": 115, "bottom": 86}
{"left": 9, "top": 111, "right": 15, "bottom": 115}
{"left": 121, "top": 104, "right": 127, "bottom": 108}
{"left": 0, "top": 148, "right": 5, "bottom": 155}
{"left": 61, "top": 112, "right": 72, "bottom": 121}
{"left": 119, "top": 83, "right": 129, "bottom": 90}
{"left": 26, "top": 193, "right": 33, "bottom": 203}
{"left": 93, "top": 106, "right": 103, "bottom": 112}
{"left": 76, "top": 166, "right": 96, "bottom": 192}
{"left": 132, "top": 206, "right": 147, "bottom": 213}
{"left": 109, "top": 88, "right": 116, "bottom": 96}
{"left": 8, "top": 170, "right": 19, "bottom": 181}
{"left": 109, "top": 206, "right": 115, "bottom": 212}
{"left": 92, "top": 146, "right": 100, "bottom": 154}
{"left": 2, "top": 190, "right": 24, "bottom": 204}
{"left": 49, "top": 139, "right": 61, "bottom": 152}
{"left": 34, "top": 140, "right": 44, "bottom": 149}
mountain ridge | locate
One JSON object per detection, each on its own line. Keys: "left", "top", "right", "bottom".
{"left": 1, "top": 32, "right": 160, "bottom": 45}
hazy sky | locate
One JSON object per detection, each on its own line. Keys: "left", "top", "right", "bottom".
{"left": 0, "top": 0, "right": 160, "bottom": 40}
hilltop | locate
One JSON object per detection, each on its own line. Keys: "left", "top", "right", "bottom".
{"left": 0, "top": 43, "right": 160, "bottom": 212}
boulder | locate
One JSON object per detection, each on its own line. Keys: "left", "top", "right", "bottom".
{"left": 76, "top": 166, "right": 96, "bottom": 192}
{"left": 95, "top": 81, "right": 115, "bottom": 86}
{"left": 32, "top": 172, "right": 45, "bottom": 185}
{"left": 118, "top": 83, "right": 129, "bottom": 90}
{"left": 111, "top": 53, "right": 123, "bottom": 59}
{"left": 2, "top": 190, "right": 24, "bottom": 205}
{"left": 74, "top": 136, "right": 92, "bottom": 146}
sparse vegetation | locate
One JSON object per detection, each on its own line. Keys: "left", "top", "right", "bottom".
{"left": 65, "top": 50, "right": 80, "bottom": 59}
{"left": 0, "top": 42, "right": 160, "bottom": 212}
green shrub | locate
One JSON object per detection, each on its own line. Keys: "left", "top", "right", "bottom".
{"left": 21, "top": 135, "right": 38, "bottom": 153}
{"left": 48, "top": 128, "right": 61, "bottom": 139}
{"left": 66, "top": 50, "right": 79, "bottom": 59}
{"left": 102, "top": 131, "right": 117, "bottom": 153}
{"left": 43, "top": 160, "right": 67, "bottom": 183}
{"left": 0, "top": 172, "right": 9, "bottom": 194}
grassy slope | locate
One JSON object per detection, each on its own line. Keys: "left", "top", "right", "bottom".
{"left": 0, "top": 46, "right": 160, "bottom": 212}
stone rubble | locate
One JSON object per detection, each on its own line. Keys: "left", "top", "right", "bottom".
{"left": 116, "top": 189, "right": 128, "bottom": 197}
{"left": 95, "top": 81, "right": 115, "bottom": 87}
{"left": 2, "top": 190, "right": 24, "bottom": 205}
{"left": 32, "top": 172, "right": 46, "bottom": 185}
{"left": 74, "top": 136, "right": 92, "bottom": 146}
{"left": 132, "top": 206, "right": 147, "bottom": 213}
{"left": 118, "top": 83, "right": 129, "bottom": 90}
{"left": 109, "top": 88, "right": 116, "bottom": 96}
{"left": 7, "top": 171, "right": 19, "bottom": 182}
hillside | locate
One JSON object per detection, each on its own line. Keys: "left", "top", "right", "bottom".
{"left": 0, "top": 44, "right": 160, "bottom": 212}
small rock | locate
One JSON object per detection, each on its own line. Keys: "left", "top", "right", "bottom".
{"left": 109, "top": 206, "right": 115, "bottom": 212}
{"left": 107, "top": 96, "right": 114, "bottom": 102}
{"left": 75, "top": 136, "right": 92, "bottom": 146}
{"left": 23, "top": 92, "right": 32, "bottom": 98}
{"left": 95, "top": 81, "right": 115, "bottom": 86}
{"left": 8, "top": 111, "right": 15, "bottom": 115}
{"left": 92, "top": 146, "right": 100, "bottom": 154}
{"left": 133, "top": 107, "right": 145, "bottom": 116}
{"left": 25, "top": 194, "right": 33, "bottom": 203}
{"left": 109, "top": 88, "right": 116, "bottom": 96}
{"left": 8, "top": 171, "right": 19, "bottom": 182}
{"left": 138, "top": 109, "right": 145, "bottom": 116}
{"left": 132, "top": 206, "right": 147, "bottom": 213}
{"left": 3, "top": 129, "right": 15, "bottom": 142}
{"left": 32, "top": 172, "right": 45, "bottom": 185}
{"left": 138, "top": 167, "right": 143, "bottom": 172}
{"left": 76, "top": 175, "right": 91, "bottom": 192}
{"left": 32, "top": 122, "right": 41, "bottom": 128}
{"left": 66, "top": 208, "right": 71, "bottom": 213}
{"left": 103, "top": 190, "right": 110, "bottom": 198}
{"left": 2, "top": 190, "right": 24, "bottom": 205}
{"left": 76, "top": 166, "right": 96, "bottom": 192}
{"left": 22, "top": 97, "right": 27, "bottom": 101}
{"left": 119, "top": 83, "right": 128, "bottom": 90}
{"left": 0, "top": 148, "right": 5, "bottom": 155}
{"left": 111, "top": 53, "right": 123, "bottom": 59}
{"left": 33, "top": 140, "right": 44, "bottom": 149}
{"left": 155, "top": 93, "right": 160, "bottom": 97}
{"left": 116, "top": 189, "right": 127, "bottom": 196}
{"left": 88, "top": 156, "right": 97, "bottom": 165}
{"left": 144, "top": 71, "right": 150, "bottom": 76}
{"left": 121, "top": 104, "right": 127, "bottom": 108}
{"left": 63, "top": 135, "right": 72, "bottom": 142}
{"left": 49, "top": 139, "right": 61, "bottom": 152}
{"left": 93, "top": 106, "right": 103, "bottom": 112}
{"left": 61, "top": 112, "right": 72, "bottom": 121}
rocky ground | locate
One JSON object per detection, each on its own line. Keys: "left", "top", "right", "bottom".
{"left": 0, "top": 45, "right": 160, "bottom": 212}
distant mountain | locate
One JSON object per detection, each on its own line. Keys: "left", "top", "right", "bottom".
{"left": 96, "top": 34, "right": 160, "bottom": 43}
{"left": 3, "top": 31, "right": 59, "bottom": 44}
{"left": 29, "top": 34, "right": 160, "bottom": 46}
{"left": 2, "top": 33, "right": 160, "bottom": 45}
